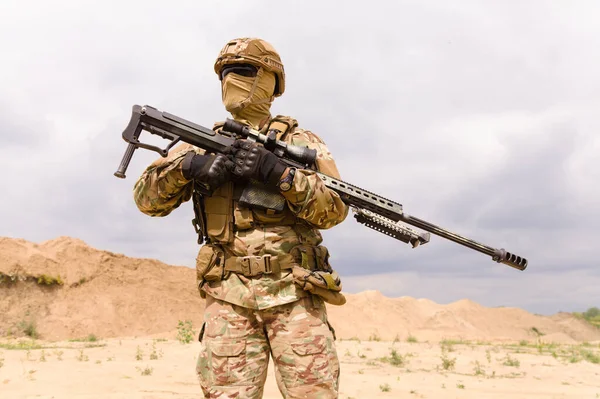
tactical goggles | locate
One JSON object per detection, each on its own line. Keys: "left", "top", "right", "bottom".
{"left": 219, "top": 64, "right": 258, "bottom": 80}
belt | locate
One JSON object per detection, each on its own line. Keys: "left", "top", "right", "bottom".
{"left": 224, "top": 254, "right": 294, "bottom": 277}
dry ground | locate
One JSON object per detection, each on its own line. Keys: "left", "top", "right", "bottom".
{"left": 1, "top": 336, "right": 599, "bottom": 399}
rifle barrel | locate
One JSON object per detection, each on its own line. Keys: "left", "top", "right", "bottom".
{"left": 400, "top": 214, "right": 527, "bottom": 271}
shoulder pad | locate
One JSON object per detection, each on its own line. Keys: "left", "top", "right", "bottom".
{"left": 269, "top": 115, "right": 299, "bottom": 134}
{"left": 290, "top": 127, "right": 326, "bottom": 145}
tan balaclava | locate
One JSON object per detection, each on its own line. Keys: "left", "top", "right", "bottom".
{"left": 221, "top": 68, "right": 276, "bottom": 128}
{"left": 215, "top": 38, "right": 285, "bottom": 128}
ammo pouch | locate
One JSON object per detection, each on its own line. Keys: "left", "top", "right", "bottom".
{"left": 195, "top": 244, "right": 227, "bottom": 297}
{"left": 292, "top": 267, "right": 346, "bottom": 306}
{"left": 289, "top": 245, "right": 346, "bottom": 306}
{"left": 203, "top": 182, "right": 235, "bottom": 244}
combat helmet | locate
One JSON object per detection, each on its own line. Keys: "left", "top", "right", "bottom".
{"left": 214, "top": 38, "right": 285, "bottom": 97}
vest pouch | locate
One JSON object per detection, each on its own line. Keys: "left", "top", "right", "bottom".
{"left": 234, "top": 204, "right": 255, "bottom": 230}
{"left": 204, "top": 183, "right": 234, "bottom": 244}
{"left": 196, "top": 244, "right": 225, "bottom": 282}
{"left": 313, "top": 245, "right": 333, "bottom": 273}
{"left": 196, "top": 244, "right": 226, "bottom": 299}
{"left": 196, "top": 244, "right": 225, "bottom": 298}
{"left": 290, "top": 244, "right": 333, "bottom": 273}
{"left": 291, "top": 266, "right": 346, "bottom": 306}
{"left": 289, "top": 244, "right": 345, "bottom": 306}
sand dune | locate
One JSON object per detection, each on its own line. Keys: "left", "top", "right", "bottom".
{"left": 1, "top": 236, "right": 598, "bottom": 345}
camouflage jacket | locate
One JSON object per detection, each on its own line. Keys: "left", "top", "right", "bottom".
{"left": 133, "top": 115, "right": 349, "bottom": 310}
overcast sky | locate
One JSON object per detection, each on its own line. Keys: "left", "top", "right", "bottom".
{"left": 1, "top": 0, "right": 599, "bottom": 315}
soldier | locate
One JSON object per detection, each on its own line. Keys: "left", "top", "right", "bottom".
{"left": 133, "top": 37, "right": 349, "bottom": 398}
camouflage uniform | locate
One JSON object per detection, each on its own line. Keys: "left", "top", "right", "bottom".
{"left": 133, "top": 38, "right": 348, "bottom": 399}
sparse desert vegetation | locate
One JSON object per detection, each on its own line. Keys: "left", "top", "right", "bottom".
{"left": 0, "top": 336, "right": 598, "bottom": 398}
{"left": 574, "top": 307, "right": 600, "bottom": 328}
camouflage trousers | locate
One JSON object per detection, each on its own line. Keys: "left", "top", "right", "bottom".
{"left": 196, "top": 295, "right": 340, "bottom": 398}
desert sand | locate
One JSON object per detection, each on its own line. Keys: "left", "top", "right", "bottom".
{"left": 2, "top": 336, "right": 600, "bottom": 398}
{"left": 1, "top": 236, "right": 599, "bottom": 398}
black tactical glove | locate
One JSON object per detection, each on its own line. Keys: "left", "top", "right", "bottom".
{"left": 229, "top": 139, "right": 287, "bottom": 186}
{"left": 182, "top": 152, "right": 234, "bottom": 189}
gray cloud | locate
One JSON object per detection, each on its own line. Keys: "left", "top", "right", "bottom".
{"left": 1, "top": 0, "right": 599, "bottom": 314}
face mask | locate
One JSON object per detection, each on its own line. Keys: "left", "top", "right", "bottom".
{"left": 221, "top": 69, "right": 276, "bottom": 126}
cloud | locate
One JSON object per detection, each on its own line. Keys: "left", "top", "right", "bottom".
{"left": 1, "top": 0, "right": 599, "bottom": 314}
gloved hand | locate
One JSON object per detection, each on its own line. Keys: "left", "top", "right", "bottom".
{"left": 182, "top": 152, "right": 234, "bottom": 189}
{"left": 228, "top": 139, "right": 287, "bottom": 186}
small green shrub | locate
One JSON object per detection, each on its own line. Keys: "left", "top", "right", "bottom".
{"left": 150, "top": 343, "right": 159, "bottom": 360}
{"left": 135, "top": 346, "right": 143, "bottom": 361}
{"left": 18, "top": 320, "right": 39, "bottom": 339}
{"left": 69, "top": 334, "right": 98, "bottom": 343}
{"left": 137, "top": 366, "right": 153, "bottom": 376}
{"left": 530, "top": 327, "right": 544, "bottom": 337}
{"left": 502, "top": 354, "right": 520, "bottom": 367}
{"left": 76, "top": 349, "right": 89, "bottom": 362}
{"left": 473, "top": 361, "right": 485, "bottom": 376}
{"left": 0, "top": 272, "right": 19, "bottom": 285}
{"left": 379, "top": 383, "right": 391, "bottom": 392}
{"left": 574, "top": 307, "right": 600, "bottom": 328}
{"left": 441, "top": 353, "right": 456, "bottom": 371}
{"left": 379, "top": 349, "right": 408, "bottom": 367}
{"left": 440, "top": 341, "right": 455, "bottom": 353}
{"left": 581, "top": 349, "right": 600, "bottom": 364}
{"left": 368, "top": 332, "right": 381, "bottom": 342}
{"left": 176, "top": 320, "right": 194, "bottom": 344}
{"left": 37, "top": 274, "right": 64, "bottom": 286}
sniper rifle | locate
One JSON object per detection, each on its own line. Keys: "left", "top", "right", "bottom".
{"left": 114, "top": 104, "right": 528, "bottom": 271}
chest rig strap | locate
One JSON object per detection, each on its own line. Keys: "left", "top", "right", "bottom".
{"left": 191, "top": 181, "right": 209, "bottom": 245}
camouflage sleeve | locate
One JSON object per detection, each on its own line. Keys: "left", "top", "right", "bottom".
{"left": 281, "top": 129, "right": 349, "bottom": 229}
{"left": 133, "top": 143, "right": 198, "bottom": 217}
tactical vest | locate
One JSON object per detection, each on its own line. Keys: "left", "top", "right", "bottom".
{"left": 192, "top": 115, "right": 303, "bottom": 245}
